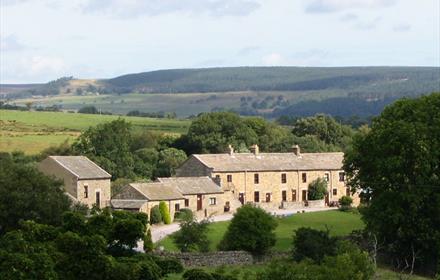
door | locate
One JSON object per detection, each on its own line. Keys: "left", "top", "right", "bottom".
{"left": 238, "top": 193, "right": 244, "bottom": 205}
{"left": 95, "top": 191, "right": 101, "bottom": 208}
{"left": 282, "top": 190, "right": 287, "bottom": 202}
{"left": 325, "top": 194, "right": 329, "bottom": 205}
{"left": 197, "top": 194, "right": 202, "bottom": 211}
{"left": 254, "top": 191, "right": 260, "bottom": 202}
{"left": 266, "top": 193, "right": 271, "bottom": 202}
{"left": 302, "top": 190, "right": 307, "bottom": 201}
{"left": 346, "top": 187, "right": 351, "bottom": 196}
{"left": 292, "top": 190, "right": 297, "bottom": 202}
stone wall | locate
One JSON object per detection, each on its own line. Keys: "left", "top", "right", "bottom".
{"left": 307, "top": 199, "right": 325, "bottom": 208}
{"left": 153, "top": 251, "right": 290, "bottom": 267}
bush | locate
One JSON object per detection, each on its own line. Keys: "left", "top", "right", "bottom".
{"left": 183, "top": 269, "right": 214, "bottom": 280}
{"left": 78, "top": 106, "right": 98, "bottom": 114}
{"left": 172, "top": 218, "right": 210, "bottom": 252}
{"left": 307, "top": 178, "right": 328, "bottom": 200}
{"left": 174, "top": 208, "right": 193, "bottom": 221}
{"left": 218, "top": 204, "right": 277, "bottom": 255}
{"left": 143, "top": 229, "right": 153, "bottom": 253}
{"left": 292, "top": 227, "right": 337, "bottom": 263}
{"left": 154, "top": 257, "right": 184, "bottom": 275}
{"left": 150, "top": 206, "right": 162, "bottom": 224}
{"left": 338, "top": 196, "right": 353, "bottom": 211}
{"left": 159, "top": 201, "right": 171, "bottom": 224}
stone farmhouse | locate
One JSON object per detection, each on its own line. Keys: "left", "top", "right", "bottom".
{"left": 176, "top": 144, "right": 359, "bottom": 209}
{"left": 38, "top": 156, "right": 111, "bottom": 208}
{"left": 111, "top": 177, "right": 240, "bottom": 221}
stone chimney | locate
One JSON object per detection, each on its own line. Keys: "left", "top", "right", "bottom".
{"left": 227, "top": 144, "right": 234, "bottom": 155}
{"left": 250, "top": 144, "right": 259, "bottom": 156}
{"left": 292, "top": 144, "right": 300, "bottom": 156}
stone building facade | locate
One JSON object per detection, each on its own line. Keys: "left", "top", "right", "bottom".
{"left": 111, "top": 177, "right": 239, "bottom": 221}
{"left": 38, "top": 156, "right": 111, "bottom": 208}
{"left": 176, "top": 145, "right": 360, "bottom": 209}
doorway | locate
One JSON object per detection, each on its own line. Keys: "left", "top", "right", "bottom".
{"left": 197, "top": 194, "right": 202, "bottom": 211}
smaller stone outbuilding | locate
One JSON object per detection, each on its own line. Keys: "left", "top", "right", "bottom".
{"left": 112, "top": 182, "right": 185, "bottom": 220}
{"left": 38, "top": 156, "right": 111, "bottom": 208}
{"left": 112, "top": 177, "right": 240, "bottom": 221}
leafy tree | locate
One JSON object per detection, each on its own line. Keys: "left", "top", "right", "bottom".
{"left": 292, "top": 227, "right": 337, "bottom": 263}
{"left": 185, "top": 112, "right": 258, "bottom": 154}
{"left": 111, "top": 216, "right": 145, "bottom": 249}
{"left": 338, "top": 196, "right": 353, "bottom": 211}
{"left": 155, "top": 148, "right": 187, "bottom": 177}
{"left": 219, "top": 204, "right": 277, "bottom": 255}
{"left": 150, "top": 206, "right": 162, "bottom": 224}
{"left": 143, "top": 229, "right": 154, "bottom": 253}
{"left": 0, "top": 153, "right": 71, "bottom": 234}
{"left": 183, "top": 269, "right": 215, "bottom": 280}
{"left": 344, "top": 93, "right": 440, "bottom": 273}
{"left": 172, "top": 218, "right": 210, "bottom": 252}
{"left": 159, "top": 201, "right": 171, "bottom": 225}
{"left": 307, "top": 178, "right": 328, "bottom": 200}
{"left": 73, "top": 119, "right": 135, "bottom": 179}
{"left": 78, "top": 105, "right": 99, "bottom": 114}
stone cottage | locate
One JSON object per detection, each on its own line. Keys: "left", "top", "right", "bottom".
{"left": 38, "top": 156, "right": 111, "bottom": 208}
{"left": 111, "top": 177, "right": 239, "bottom": 221}
{"left": 176, "top": 144, "right": 360, "bottom": 209}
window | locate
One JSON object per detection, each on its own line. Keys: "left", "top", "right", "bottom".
{"left": 84, "top": 185, "right": 88, "bottom": 198}
{"left": 302, "top": 173, "right": 307, "bottom": 183}
{"left": 339, "top": 172, "right": 345, "bottom": 182}
{"left": 324, "top": 173, "right": 330, "bottom": 182}
{"left": 175, "top": 203, "right": 180, "bottom": 211}
{"left": 209, "top": 197, "right": 217, "bottom": 205}
{"left": 333, "top": 189, "right": 337, "bottom": 196}
{"left": 184, "top": 199, "right": 189, "bottom": 207}
{"left": 254, "top": 174, "right": 259, "bottom": 184}
{"left": 281, "top": 173, "right": 287, "bottom": 184}
{"left": 254, "top": 191, "right": 260, "bottom": 202}
{"left": 282, "top": 190, "right": 287, "bottom": 201}
{"left": 227, "top": 174, "right": 232, "bottom": 183}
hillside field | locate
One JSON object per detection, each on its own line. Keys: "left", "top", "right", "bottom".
{"left": 0, "top": 110, "right": 190, "bottom": 154}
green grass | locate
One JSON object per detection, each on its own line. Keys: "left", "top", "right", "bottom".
{"left": 0, "top": 109, "right": 190, "bottom": 154}
{"left": 157, "top": 210, "right": 365, "bottom": 252}
{"left": 164, "top": 266, "right": 431, "bottom": 280}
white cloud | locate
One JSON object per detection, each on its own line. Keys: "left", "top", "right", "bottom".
{"left": 393, "top": 24, "right": 411, "bottom": 32}
{"left": 261, "top": 53, "right": 284, "bottom": 66}
{"left": 305, "top": 0, "right": 396, "bottom": 13}
{"left": 0, "top": 34, "right": 25, "bottom": 51}
{"left": 81, "top": 0, "right": 260, "bottom": 18}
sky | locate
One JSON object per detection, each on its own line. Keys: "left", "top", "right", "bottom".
{"left": 1, "top": 0, "right": 439, "bottom": 83}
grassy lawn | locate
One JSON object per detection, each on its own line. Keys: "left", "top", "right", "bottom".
{"left": 0, "top": 109, "right": 190, "bottom": 154}
{"left": 157, "top": 210, "right": 365, "bottom": 252}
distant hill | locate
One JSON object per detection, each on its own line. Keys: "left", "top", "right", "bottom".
{"left": 2, "top": 66, "right": 439, "bottom": 118}
{"left": 105, "top": 66, "right": 440, "bottom": 97}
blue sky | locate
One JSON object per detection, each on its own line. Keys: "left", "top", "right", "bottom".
{"left": 1, "top": 0, "right": 439, "bottom": 83}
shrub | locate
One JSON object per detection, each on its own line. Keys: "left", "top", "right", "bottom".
{"left": 218, "top": 204, "right": 277, "bottom": 255}
{"left": 154, "top": 257, "right": 184, "bottom": 275}
{"left": 150, "top": 206, "right": 162, "bottom": 224}
{"left": 183, "top": 269, "right": 214, "bottom": 280}
{"left": 338, "top": 196, "right": 353, "bottom": 211}
{"left": 174, "top": 208, "right": 193, "bottom": 221}
{"left": 143, "top": 229, "right": 153, "bottom": 253}
{"left": 159, "top": 202, "right": 171, "bottom": 224}
{"left": 292, "top": 227, "right": 337, "bottom": 263}
{"left": 172, "top": 218, "right": 210, "bottom": 252}
{"left": 307, "top": 178, "right": 328, "bottom": 200}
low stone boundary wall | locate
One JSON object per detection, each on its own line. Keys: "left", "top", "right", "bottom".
{"left": 307, "top": 199, "right": 325, "bottom": 208}
{"left": 281, "top": 201, "right": 304, "bottom": 209}
{"left": 154, "top": 251, "right": 290, "bottom": 267}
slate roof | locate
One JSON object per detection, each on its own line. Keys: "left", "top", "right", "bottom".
{"left": 49, "top": 156, "right": 111, "bottom": 179}
{"left": 111, "top": 199, "right": 147, "bottom": 209}
{"left": 192, "top": 152, "right": 344, "bottom": 172}
{"left": 157, "top": 177, "right": 223, "bottom": 195}
{"left": 130, "top": 182, "right": 184, "bottom": 201}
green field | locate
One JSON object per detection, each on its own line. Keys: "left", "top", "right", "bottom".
{"left": 0, "top": 109, "right": 190, "bottom": 154}
{"left": 157, "top": 210, "right": 365, "bottom": 252}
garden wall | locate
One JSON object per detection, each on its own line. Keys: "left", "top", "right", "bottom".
{"left": 153, "top": 251, "right": 289, "bottom": 267}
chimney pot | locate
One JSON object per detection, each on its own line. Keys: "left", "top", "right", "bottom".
{"left": 250, "top": 144, "right": 259, "bottom": 155}
{"left": 228, "top": 144, "right": 234, "bottom": 155}
{"left": 292, "top": 144, "right": 300, "bottom": 156}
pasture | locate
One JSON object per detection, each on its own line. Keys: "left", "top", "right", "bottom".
{"left": 0, "top": 109, "right": 190, "bottom": 154}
